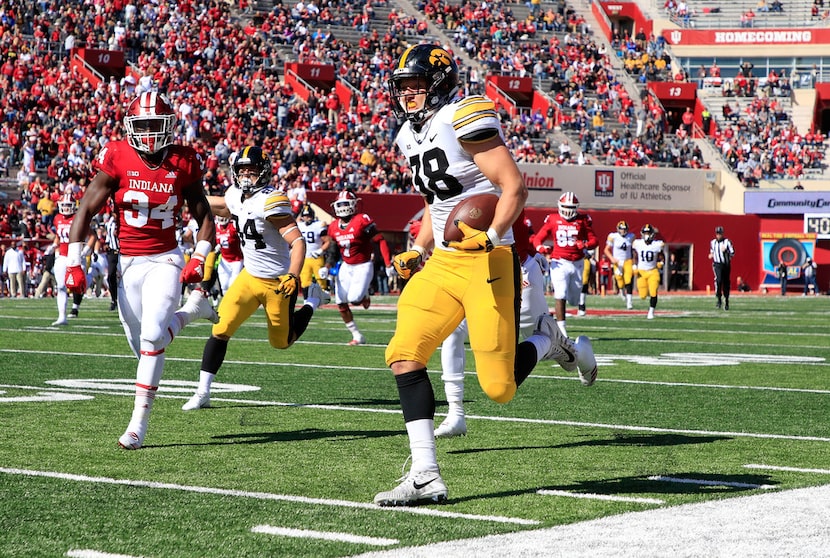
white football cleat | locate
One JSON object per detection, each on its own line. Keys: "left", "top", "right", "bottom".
{"left": 348, "top": 334, "right": 366, "bottom": 346}
{"left": 374, "top": 470, "right": 448, "bottom": 507}
{"left": 434, "top": 416, "right": 467, "bottom": 438}
{"left": 51, "top": 318, "right": 68, "bottom": 326}
{"left": 647, "top": 308, "right": 655, "bottom": 320}
{"left": 577, "top": 309, "right": 587, "bottom": 317}
{"left": 182, "top": 289, "right": 219, "bottom": 324}
{"left": 118, "top": 424, "right": 147, "bottom": 450}
{"left": 182, "top": 391, "right": 211, "bottom": 411}
{"left": 306, "top": 281, "right": 331, "bottom": 307}
{"left": 533, "top": 313, "right": 577, "bottom": 372}
{"left": 574, "top": 335, "right": 598, "bottom": 387}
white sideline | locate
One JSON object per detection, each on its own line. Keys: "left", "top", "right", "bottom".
{"left": 354, "top": 483, "right": 830, "bottom": 558}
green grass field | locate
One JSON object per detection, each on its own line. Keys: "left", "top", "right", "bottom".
{"left": 1, "top": 293, "right": 829, "bottom": 557}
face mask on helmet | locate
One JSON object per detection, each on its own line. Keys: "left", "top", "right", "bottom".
{"left": 58, "top": 197, "right": 77, "bottom": 216}
{"left": 388, "top": 44, "right": 460, "bottom": 127}
{"left": 300, "top": 204, "right": 316, "bottom": 222}
{"left": 617, "top": 220, "right": 629, "bottom": 235}
{"left": 557, "top": 192, "right": 579, "bottom": 221}
{"left": 216, "top": 215, "right": 230, "bottom": 226}
{"left": 231, "top": 146, "right": 273, "bottom": 195}
{"left": 641, "top": 224, "right": 655, "bottom": 243}
{"left": 123, "top": 92, "right": 177, "bottom": 154}
{"left": 332, "top": 191, "right": 358, "bottom": 219}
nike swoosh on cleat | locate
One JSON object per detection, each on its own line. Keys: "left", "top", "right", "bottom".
{"left": 413, "top": 477, "right": 437, "bottom": 490}
{"left": 486, "top": 277, "right": 501, "bottom": 283}
{"left": 562, "top": 347, "right": 576, "bottom": 363}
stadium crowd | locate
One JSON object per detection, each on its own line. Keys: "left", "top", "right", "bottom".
{"left": 0, "top": 0, "right": 822, "bottom": 295}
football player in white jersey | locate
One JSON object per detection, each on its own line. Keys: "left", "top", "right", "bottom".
{"left": 181, "top": 146, "right": 329, "bottom": 411}
{"left": 376, "top": 44, "right": 597, "bottom": 507}
{"left": 632, "top": 223, "right": 665, "bottom": 320}
{"left": 604, "top": 220, "right": 635, "bottom": 309}
{"left": 297, "top": 203, "right": 331, "bottom": 295}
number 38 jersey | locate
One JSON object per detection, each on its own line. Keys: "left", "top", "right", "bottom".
{"left": 96, "top": 140, "right": 203, "bottom": 257}
{"left": 224, "top": 185, "right": 293, "bottom": 279}
{"left": 394, "top": 95, "right": 514, "bottom": 251}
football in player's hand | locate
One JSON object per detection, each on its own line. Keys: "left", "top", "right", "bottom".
{"left": 443, "top": 193, "right": 499, "bottom": 242}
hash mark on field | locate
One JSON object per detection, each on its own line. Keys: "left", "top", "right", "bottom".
{"left": 251, "top": 525, "right": 398, "bottom": 546}
{"left": 647, "top": 475, "right": 777, "bottom": 490}
{"left": 0, "top": 467, "right": 538, "bottom": 526}
{"left": 536, "top": 489, "right": 664, "bottom": 505}
{"left": 66, "top": 550, "right": 142, "bottom": 558}
{"left": 745, "top": 464, "right": 830, "bottom": 475}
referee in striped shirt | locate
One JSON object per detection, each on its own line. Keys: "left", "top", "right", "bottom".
{"left": 709, "top": 226, "right": 735, "bottom": 310}
{"left": 105, "top": 214, "right": 119, "bottom": 311}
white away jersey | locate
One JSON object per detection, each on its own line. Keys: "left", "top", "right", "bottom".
{"left": 224, "top": 185, "right": 293, "bottom": 279}
{"left": 632, "top": 238, "right": 664, "bottom": 271}
{"left": 395, "top": 95, "right": 514, "bottom": 251}
{"left": 606, "top": 231, "right": 635, "bottom": 261}
{"left": 298, "top": 220, "right": 328, "bottom": 257}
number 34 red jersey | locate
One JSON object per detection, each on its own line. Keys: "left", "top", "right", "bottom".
{"left": 96, "top": 140, "right": 203, "bottom": 257}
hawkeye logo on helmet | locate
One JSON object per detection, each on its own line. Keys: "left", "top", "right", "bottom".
{"left": 429, "top": 49, "right": 452, "bottom": 67}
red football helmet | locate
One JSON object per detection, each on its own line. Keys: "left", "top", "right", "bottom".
{"left": 57, "top": 195, "right": 77, "bottom": 216}
{"left": 332, "top": 190, "right": 358, "bottom": 219}
{"left": 123, "top": 92, "right": 177, "bottom": 154}
{"left": 557, "top": 191, "right": 579, "bottom": 221}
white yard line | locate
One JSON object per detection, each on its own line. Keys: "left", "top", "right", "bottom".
{"left": 3, "top": 381, "right": 830, "bottom": 443}
{"left": 646, "top": 475, "right": 777, "bottom": 490}
{"left": 66, "top": 550, "right": 142, "bottom": 558}
{"left": 745, "top": 463, "right": 830, "bottom": 475}
{"left": 536, "top": 490, "right": 664, "bottom": 505}
{"left": 0, "top": 467, "right": 537, "bottom": 526}
{"left": 251, "top": 525, "right": 398, "bottom": 546}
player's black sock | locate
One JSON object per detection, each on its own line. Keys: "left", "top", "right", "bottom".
{"left": 514, "top": 341, "right": 538, "bottom": 387}
{"left": 201, "top": 336, "right": 228, "bottom": 374}
{"left": 395, "top": 369, "right": 434, "bottom": 422}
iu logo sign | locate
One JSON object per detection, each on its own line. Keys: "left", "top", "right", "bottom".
{"left": 670, "top": 30, "right": 682, "bottom": 45}
{"left": 595, "top": 171, "right": 614, "bottom": 198}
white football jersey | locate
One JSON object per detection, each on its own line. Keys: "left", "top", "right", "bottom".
{"left": 395, "top": 95, "right": 514, "bottom": 251}
{"left": 224, "top": 185, "right": 293, "bottom": 279}
{"left": 606, "top": 231, "right": 635, "bottom": 261}
{"left": 632, "top": 238, "right": 664, "bottom": 271}
{"left": 298, "top": 220, "right": 328, "bottom": 257}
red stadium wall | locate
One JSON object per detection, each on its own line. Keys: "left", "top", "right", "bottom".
{"left": 307, "top": 193, "right": 798, "bottom": 292}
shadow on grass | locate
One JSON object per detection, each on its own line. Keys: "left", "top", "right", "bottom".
{"left": 448, "top": 472, "right": 779, "bottom": 505}
{"left": 447, "top": 433, "right": 731, "bottom": 455}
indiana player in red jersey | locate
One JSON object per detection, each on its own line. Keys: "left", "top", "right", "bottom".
{"left": 213, "top": 215, "right": 244, "bottom": 296}
{"left": 325, "top": 190, "right": 393, "bottom": 345}
{"left": 531, "top": 192, "right": 598, "bottom": 337}
{"left": 50, "top": 195, "right": 95, "bottom": 326}
{"left": 66, "top": 92, "right": 218, "bottom": 450}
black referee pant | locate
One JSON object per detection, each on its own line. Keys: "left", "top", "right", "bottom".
{"left": 713, "top": 262, "right": 731, "bottom": 304}
{"left": 107, "top": 249, "right": 119, "bottom": 304}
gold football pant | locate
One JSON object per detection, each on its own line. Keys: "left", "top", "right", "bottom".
{"left": 614, "top": 258, "right": 634, "bottom": 289}
{"left": 637, "top": 268, "right": 661, "bottom": 298}
{"left": 212, "top": 268, "right": 297, "bottom": 348}
{"left": 300, "top": 255, "right": 328, "bottom": 290}
{"left": 385, "top": 246, "right": 520, "bottom": 404}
